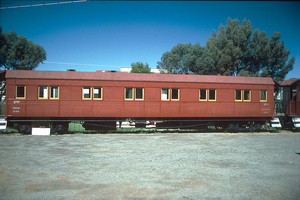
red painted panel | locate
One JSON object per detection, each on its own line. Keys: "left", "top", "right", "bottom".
{"left": 26, "top": 103, "right": 60, "bottom": 117}
{"left": 103, "top": 87, "right": 123, "bottom": 101}
{"left": 145, "top": 102, "right": 161, "bottom": 117}
{"left": 60, "top": 104, "right": 93, "bottom": 117}
{"left": 160, "top": 102, "right": 180, "bottom": 117}
{"left": 234, "top": 103, "right": 261, "bottom": 117}
{"left": 181, "top": 89, "right": 199, "bottom": 102}
{"left": 61, "top": 86, "right": 81, "bottom": 100}
{"left": 91, "top": 102, "right": 124, "bottom": 117}
{"left": 145, "top": 88, "right": 161, "bottom": 102}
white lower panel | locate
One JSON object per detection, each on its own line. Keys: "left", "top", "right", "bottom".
{"left": 292, "top": 117, "right": 300, "bottom": 128}
{"left": 32, "top": 128, "right": 51, "bottom": 135}
{"left": 270, "top": 118, "right": 281, "bottom": 128}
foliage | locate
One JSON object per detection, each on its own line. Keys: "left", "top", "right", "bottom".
{"left": 130, "top": 62, "right": 151, "bottom": 73}
{"left": 0, "top": 27, "right": 47, "bottom": 107}
{"left": 157, "top": 43, "right": 204, "bottom": 74}
{"left": 157, "top": 18, "right": 295, "bottom": 81}
{"left": 0, "top": 27, "right": 46, "bottom": 70}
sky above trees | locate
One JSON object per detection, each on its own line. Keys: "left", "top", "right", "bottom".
{"left": 1, "top": 1, "right": 299, "bottom": 79}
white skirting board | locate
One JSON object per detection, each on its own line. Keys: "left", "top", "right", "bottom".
{"left": 270, "top": 118, "right": 281, "bottom": 128}
{"left": 32, "top": 128, "right": 51, "bottom": 135}
{"left": 292, "top": 117, "right": 300, "bottom": 128}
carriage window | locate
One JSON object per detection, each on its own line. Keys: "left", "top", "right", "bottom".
{"left": 171, "top": 88, "right": 179, "bottom": 100}
{"left": 161, "top": 88, "right": 169, "bottom": 100}
{"left": 50, "top": 86, "right": 59, "bottom": 99}
{"left": 235, "top": 90, "right": 242, "bottom": 101}
{"left": 125, "top": 87, "right": 134, "bottom": 100}
{"left": 125, "top": 87, "right": 144, "bottom": 100}
{"left": 208, "top": 89, "right": 216, "bottom": 101}
{"left": 200, "top": 89, "right": 216, "bottom": 101}
{"left": 244, "top": 90, "right": 251, "bottom": 101}
{"left": 260, "top": 90, "right": 267, "bottom": 101}
{"left": 82, "top": 87, "right": 92, "bottom": 99}
{"left": 93, "top": 87, "right": 102, "bottom": 100}
{"left": 16, "top": 86, "right": 26, "bottom": 99}
{"left": 161, "top": 88, "right": 180, "bottom": 101}
{"left": 38, "top": 86, "right": 48, "bottom": 99}
{"left": 199, "top": 89, "right": 207, "bottom": 101}
{"left": 135, "top": 88, "right": 144, "bottom": 100}
{"left": 235, "top": 89, "right": 251, "bottom": 101}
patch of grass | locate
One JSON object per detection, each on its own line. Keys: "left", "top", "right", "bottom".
{"left": 68, "top": 122, "right": 85, "bottom": 133}
{"left": 0, "top": 127, "right": 19, "bottom": 134}
{"left": 66, "top": 122, "right": 279, "bottom": 134}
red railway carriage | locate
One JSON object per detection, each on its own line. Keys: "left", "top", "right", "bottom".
{"left": 1, "top": 70, "right": 275, "bottom": 132}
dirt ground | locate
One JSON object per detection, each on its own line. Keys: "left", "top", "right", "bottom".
{"left": 0, "top": 131, "right": 300, "bottom": 200}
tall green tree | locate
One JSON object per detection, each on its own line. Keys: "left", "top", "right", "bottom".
{"left": 261, "top": 32, "right": 295, "bottom": 81}
{"left": 157, "top": 43, "right": 204, "bottom": 74}
{"left": 0, "top": 27, "right": 47, "bottom": 110}
{"left": 157, "top": 18, "right": 295, "bottom": 81}
{"left": 0, "top": 27, "right": 46, "bottom": 70}
{"left": 130, "top": 62, "right": 151, "bottom": 73}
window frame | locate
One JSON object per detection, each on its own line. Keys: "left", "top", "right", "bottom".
{"left": 161, "top": 88, "right": 180, "bottom": 101}
{"left": 125, "top": 87, "right": 144, "bottom": 101}
{"left": 199, "top": 89, "right": 207, "bottom": 101}
{"left": 125, "top": 87, "right": 134, "bottom": 100}
{"left": 161, "top": 88, "right": 170, "bottom": 101}
{"left": 50, "top": 86, "right": 60, "bottom": 100}
{"left": 199, "top": 89, "right": 216, "bottom": 101}
{"left": 235, "top": 89, "right": 251, "bottom": 102}
{"left": 260, "top": 90, "right": 267, "bottom": 102}
{"left": 171, "top": 88, "right": 180, "bottom": 101}
{"left": 38, "top": 86, "right": 49, "bottom": 99}
{"left": 243, "top": 89, "right": 251, "bottom": 102}
{"left": 235, "top": 89, "right": 243, "bottom": 101}
{"left": 82, "top": 86, "right": 103, "bottom": 100}
{"left": 82, "top": 86, "right": 92, "bottom": 100}
{"left": 93, "top": 87, "right": 103, "bottom": 100}
{"left": 135, "top": 87, "right": 144, "bottom": 101}
{"left": 208, "top": 89, "right": 217, "bottom": 101}
{"left": 16, "top": 85, "right": 26, "bottom": 99}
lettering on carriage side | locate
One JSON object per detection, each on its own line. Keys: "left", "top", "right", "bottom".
{"left": 12, "top": 106, "right": 21, "bottom": 113}
{"left": 264, "top": 103, "right": 269, "bottom": 106}
{"left": 261, "top": 109, "right": 270, "bottom": 111}
{"left": 13, "top": 101, "right": 20, "bottom": 104}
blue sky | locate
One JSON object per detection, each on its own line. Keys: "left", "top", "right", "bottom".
{"left": 1, "top": 1, "right": 299, "bottom": 79}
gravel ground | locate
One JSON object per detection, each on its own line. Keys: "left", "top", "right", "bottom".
{"left": 0, "top": 131, "right": 300, "bottom": 200}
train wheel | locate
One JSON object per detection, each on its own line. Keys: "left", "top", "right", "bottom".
{"left": 51, "top": 123, "right": 69, "bottom": 134}
{"left": 227, "top": 124, "right": 238, "bottom": 132}
{"left": 18, "top": 124, "right": 32, "bottom": 135}
{"left": 249, "top": 122, "right": 262, "bottom": 132}
{"left": 253, "top": 124, "right": 261, "bottom": 131}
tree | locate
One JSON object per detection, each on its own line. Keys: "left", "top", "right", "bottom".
{"left": 261, "top": 32, "right": 295, "bottom": 81}
{"left": 157, "top": 18, "right": 295, "bottom": 81}
{"left": 157, "top": 43, "right": 204, "bottom": 74}
{"left": 0, "top": 27, "right": 47, "bottom": 113}
{"left": 130, "top": 62, "right": 151, "bottom": 73}
{"left": 0, "top": 27, "right": 46, "bottom": 70}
